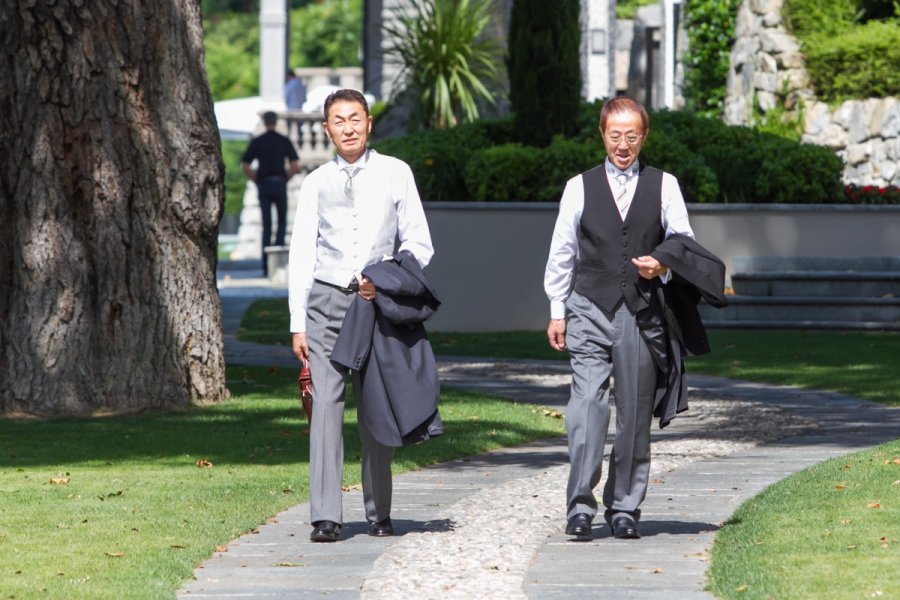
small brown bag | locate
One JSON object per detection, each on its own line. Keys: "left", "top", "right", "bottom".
{"left": 298, "top": 359, "right": 313, "bottom": 421}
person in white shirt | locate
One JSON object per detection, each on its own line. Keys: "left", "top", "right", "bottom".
{"left": 544, "top": 97, "right": 694, "bottom": 541}
{"left": 288, "top": 89, "right": 434, "bottom": 543}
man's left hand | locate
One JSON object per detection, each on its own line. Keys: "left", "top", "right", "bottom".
{"left": 632, "top": 256, "right": 669, "bottom": 280}
{"left": 358, "top": 277, "right": 376, "bottom": 301}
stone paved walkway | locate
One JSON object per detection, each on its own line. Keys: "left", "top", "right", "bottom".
{"left": 178, "top": 266, "right": 900, "bottom": 599}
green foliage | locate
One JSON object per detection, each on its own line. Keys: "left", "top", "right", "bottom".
{"left": 221, "top": 139, "right": 249, "bottom": 215}
{"left": 783, "top": 0, "right": 900, "bottom": 102}
{"left": 203, "top": 11, "right": 260, "bottom": 100}
{"left": 782, "top": 0, "right": 857, "bottom": 36}
{"left": 507, "top": 0, "right": 582, "bottom": 147}
{"left": 377, "top": 101, "right": 845, "bottom": 203}
{"left": 383, "top": 0, "right": 502, "bottom": 130}
{"left": 681, "top": 0, "right": 741, "bottom": 119}
{"left": 463, "top": 144, "right": 544, "bottom": 201}
{"left": 615, "top": 0, "right": 660, "bottom": 20}
{"left": 373, "top": 122, "right": 493, "bottom": 200}
{"left": 640, "top": 133, "right": 720, "bottom": 203}
{"left": 804, "top": 21, "right": 900, "bottom": 103}
{"left": 202, "top": 1, "right": 363, "bottom": 101}
{"left": 289, "top": 0, "right": 362, "bottom": 68}
{"left": 650, "top": 109, "right": 844, "bottom": 203}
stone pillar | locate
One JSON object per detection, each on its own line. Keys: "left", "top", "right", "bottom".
{"left": 581, "top": 0, "right": 615, "bottom": 101}
{"left": 259, "top": 0, "right": 287, "bottom": 107}
{"left": 660, "top": 0, "right": 685, "bottom": 109}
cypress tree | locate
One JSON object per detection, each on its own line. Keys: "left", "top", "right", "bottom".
{"left": 507, "top": 0, "right": 582, "bottom": 147}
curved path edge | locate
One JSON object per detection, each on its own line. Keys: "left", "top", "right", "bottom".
{"left": 177, "top": 360, "right": 899, "bottom": 599}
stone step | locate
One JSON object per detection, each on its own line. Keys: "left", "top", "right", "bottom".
{"left": 733, "top": 256, "right": 900, "bottom": 272}
{"left": 732, "top": 271, "right": 900, "bottom": 298}
{"left": 699, "top": 295, "right": 900, "bottom": 331}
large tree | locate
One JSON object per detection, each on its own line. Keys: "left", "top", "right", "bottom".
{"left": 0, "top": 1, "right": 227, "bottom": 416}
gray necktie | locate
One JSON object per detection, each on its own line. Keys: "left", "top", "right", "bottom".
{"left": 615, "top": 173, "right": 629, "bottom": 209}
{"left": 615, "top": 173, "right": 628, "bottom": 199}
{"left": 343, "top": 166, "right": 360, "bottom": 200}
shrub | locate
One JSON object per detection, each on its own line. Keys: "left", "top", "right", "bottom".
{"left": 783, "top": 0, "right": 900, "bottom": 103}
{"left": 844, "top": 184, "right": 900, "bottom": 204}
{"left": 782, "top": 0, "right": 856, "bottom": 37}
{"left": 222, "top": 139, "right": 248, "bottom": 215}
{"left": 640, "top": 134, "right": 719, "bottom": 203}
{"left": 463, "top": 137, "right": 600, "bottom": 202}
{"left": 373, "top": 120, "right": 499, "bottom": 200}
{"left": 803, "top": 21, "right": 900, "bottom": 103}
{"left": 382, "top": 0, "right": 502, "bottom": 129}
{"left": 648, "top": 111, "right": 844, "bottom": 203}
{"left": 376, "top": 105, "right": 849, "bottom": 204}
{"left": 681, "top": 0, "right": 741, "bottom": 118}
{"left": 507, "top": 0, "right": 582, "bottom": 146}
{"left": 463, "top": 144, "right": 545, "bottom": 201}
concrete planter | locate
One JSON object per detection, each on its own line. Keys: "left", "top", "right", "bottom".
{"left": 422, "top": 202, "right": 900, "bottom": 332}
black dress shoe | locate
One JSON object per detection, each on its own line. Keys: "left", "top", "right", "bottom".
{"left": 611, "top": 517, "right": 641, "bottom": 539}
{"left": 368, "top": 517, "right": 394, "bottom": 537}
{"left": 564, "top": 513, "right": 593, "bottom": 540}
{"left": 310, "top": 520, "right": 341, "bottom": 542}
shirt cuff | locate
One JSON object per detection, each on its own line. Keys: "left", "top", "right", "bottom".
{"left": 660, "top": 269, "right": 672, "bottom": 285}
{"left": 550, "top": 300, "right": 567, "bottom": 320}
{"left": 290, "top": 315, "right": 307, "bottom": 333}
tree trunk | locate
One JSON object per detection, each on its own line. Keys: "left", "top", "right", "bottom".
{"left": 0, "top": 0, "right": 227, "bottom": 415}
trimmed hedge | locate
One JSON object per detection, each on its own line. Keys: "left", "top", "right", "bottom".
{"left": 783, "top": 0, "right": 900, "bottom": 103}
{"left": 372, "top": 105, "right": 846, "bottom": 204}
{"left": 803, "top": 21, "right": 900, "bottom": 103}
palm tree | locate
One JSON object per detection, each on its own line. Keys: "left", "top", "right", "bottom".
{"left": 383, "top": 0, "right": 503, "bottom": 129}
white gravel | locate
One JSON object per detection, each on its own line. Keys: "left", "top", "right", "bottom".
{"left": 361, "top": 364, "right": 816, "bottom": 599}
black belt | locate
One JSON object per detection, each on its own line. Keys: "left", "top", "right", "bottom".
{"left": 315, "top": 278, "right": 359, "bottom": 293}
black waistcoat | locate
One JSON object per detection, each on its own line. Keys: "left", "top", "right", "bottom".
{"left": 573, "top": 163, "right": 665, "bottom": 314}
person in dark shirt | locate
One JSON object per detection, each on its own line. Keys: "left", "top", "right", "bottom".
{"left": 242, "top": 111, "right": 300, "bottom": 275}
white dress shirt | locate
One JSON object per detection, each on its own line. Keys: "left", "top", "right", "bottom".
{"left": 544, "top": 159, "right": 694, "bottom": 320}
{"left": 288, "top": 150, "right": 434, "bottom": 333}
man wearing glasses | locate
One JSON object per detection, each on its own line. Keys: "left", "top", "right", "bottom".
{"left": 544, "top": 97, "right": 695, "bottom": 541}
{"left": 288, "top": 89, "right": 433, "bottom": 543}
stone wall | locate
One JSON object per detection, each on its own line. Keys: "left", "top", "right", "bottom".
{"left": 723, "top": 0, "right": 899, "bottom": 187}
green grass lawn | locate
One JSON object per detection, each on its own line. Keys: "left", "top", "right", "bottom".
{"left": 237, "top": 298, "right": 899, "bottom": 407}
{"left": 0, "top": 365, "right": 564, "bottom": 599}
{"left": 707, "top": 439, "right": 900, "bottom": 599}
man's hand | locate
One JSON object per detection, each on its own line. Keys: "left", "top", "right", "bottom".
{"left": 547, "top": 319, "right": 567, "bottom": 351}
{"left": 632, "top": 256, "right": 669, "bottom": 280}
{"left": 292, "top": 332, "right": 309, "bottom": 361}
{"left": 358, "top": 277, "right": 376, "bottom": 301}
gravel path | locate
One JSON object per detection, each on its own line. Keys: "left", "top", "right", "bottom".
{"left": 359, "top": 362, "right": 817, "bottom": 599}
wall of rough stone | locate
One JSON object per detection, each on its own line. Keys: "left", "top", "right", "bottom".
{"left": 723, "top": 0, "right": 899, "bottom": 187}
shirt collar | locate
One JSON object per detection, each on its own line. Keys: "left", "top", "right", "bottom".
{"left": 605, "top": 158, "right": 640, "bottom": 180}
{"left": 335, "top": 149, "right": 370, "bottom": 171}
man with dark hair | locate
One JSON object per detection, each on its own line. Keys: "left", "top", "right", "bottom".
{"left": 287, "top": 89, "right": 434, "bottom": 543}
{"left": 544, "top": 97, "right": 696, "bottom": 541}
{"left": 242, "top": 111, "right": 299, "bottom": 275}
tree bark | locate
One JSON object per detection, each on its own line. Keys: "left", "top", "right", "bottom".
{"left": 0, "top": 0, "right": 227, "bottom": 415}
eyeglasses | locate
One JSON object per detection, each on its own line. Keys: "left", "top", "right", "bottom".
{"left": 606, "top": 133, "right": 643, "bottom": 145}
